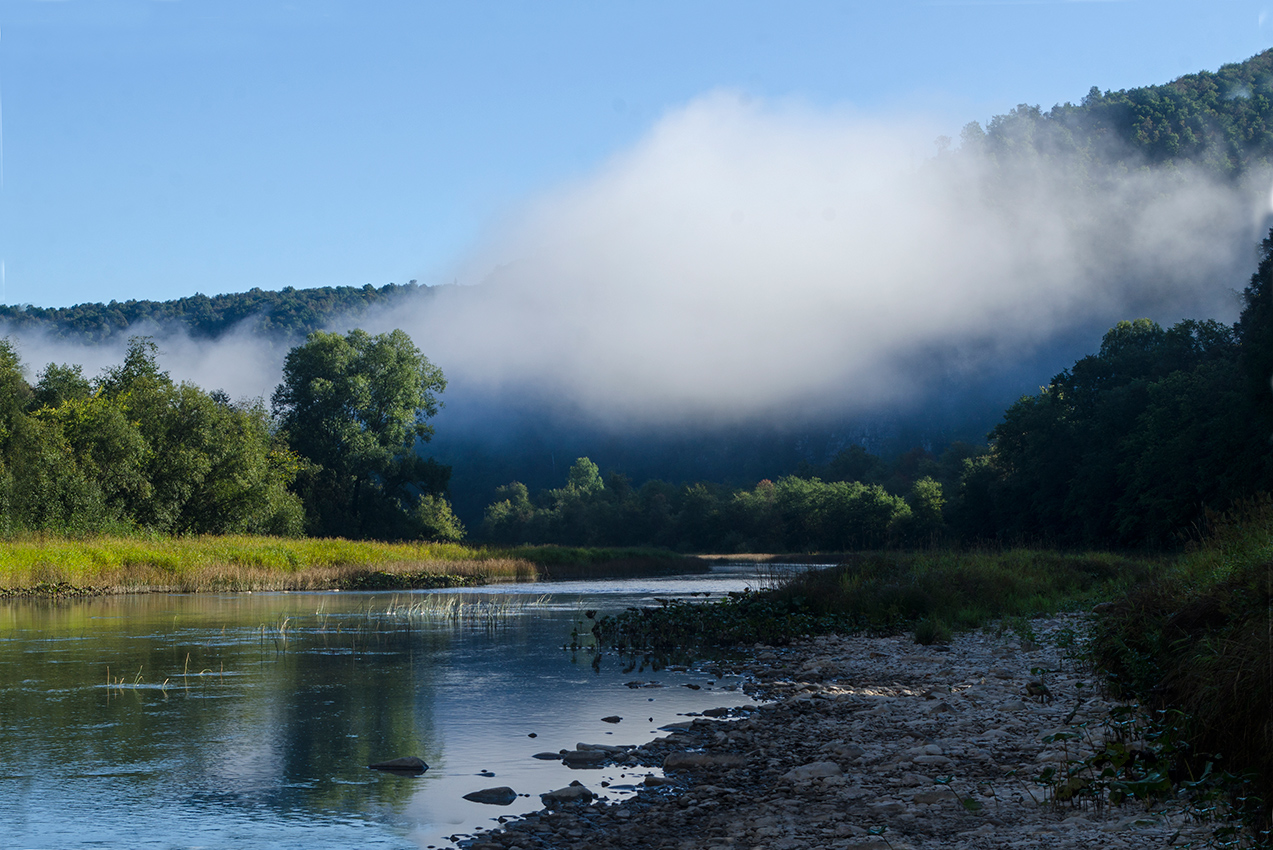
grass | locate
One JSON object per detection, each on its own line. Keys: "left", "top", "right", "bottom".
{"left": 1089, "top": 498, "right": 1273, "bottom": 835}
{"left": 0, "top": 535, "right": 704, "bottom": 594}
{"left": 592, "top": 548, "right": 1160, "bottom": 654}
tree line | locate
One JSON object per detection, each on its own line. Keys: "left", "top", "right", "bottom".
{"left": 0, "top": 282, "right": 428, "bottom": 342}
{"left": 0, "top": 328, "right": 462, "bottom": 541}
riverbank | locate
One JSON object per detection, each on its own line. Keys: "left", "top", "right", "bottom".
{"left": 463, "top": 615, "right": 1246, "bottom": 850}
{"left": 0, "top": 535, "right": 703, "bottom": 594}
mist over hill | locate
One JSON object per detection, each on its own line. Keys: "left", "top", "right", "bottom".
{"left": 8, "top": 50, "right": 1273, "bottom": 526}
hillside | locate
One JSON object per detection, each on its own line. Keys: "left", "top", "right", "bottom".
{"left": 970, "top": 48, "right": 1273, "bottom": 175}
{"left": 0, "top": 282, "right": 431, "bottom": 342}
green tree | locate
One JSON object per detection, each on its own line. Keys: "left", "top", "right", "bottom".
{"left": 31, "top": 363, "right": 91, "bottom": 410}
{"left": 272, "top": 328, "right": 456, "bottom": 539}
{"left": 565, "top": 457, "right": 603, "bottom": 495}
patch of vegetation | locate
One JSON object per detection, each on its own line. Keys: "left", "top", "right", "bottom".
{"left": 1089, "top": 499, "right": 1273, "bottom": 834}
{"left": 338, "top": 571, "right": 485, "bottom": 591}
{"left": 1029, "top": 704, "right": 1266, "bottom": 845}
{"left": 592, "top": 549, "right": 1157, "bottom": 654}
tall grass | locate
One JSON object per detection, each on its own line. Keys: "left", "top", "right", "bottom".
{"left": 1090, "top": 498, "right": 1273, "bottom": 829}
{"left": 0, "top": 535, "right": 706, "bottom": 593}
{"left": 771, "top": 549, "right": 1160, "bottom": 632}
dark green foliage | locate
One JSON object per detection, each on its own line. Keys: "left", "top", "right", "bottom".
{"left": 968, "top": 50, "right": 1273, "bottom": 178}
{"left": 0, "top": 283, "right": 428, "bottom": 342}
{"left": 963, "top": 316, "right": 1261, "bottom": 548}
{"left": 0, "top": 337, "right": 304, "bottom": 536}
{"left": 481, "top": 457, "right": 923, "bottom": 551}
{"left": 338, "top": 571, "right": 484, "bottom": 590}
{"left": 32, "top": 363, "right": 91, "bottom": 409}
{"left": 272, "top": 328, "right": 460, "bottom": 540}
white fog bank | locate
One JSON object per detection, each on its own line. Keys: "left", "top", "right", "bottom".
{"left": 5, "top": 92, "right": 1270, "bottom": 424}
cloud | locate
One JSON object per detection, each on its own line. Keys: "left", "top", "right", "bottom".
{"left": 3, "top": 92, "right": 1266, "bottom": 430}
{"left": 369, "top": 92, "right": 1267, "bottom": 426}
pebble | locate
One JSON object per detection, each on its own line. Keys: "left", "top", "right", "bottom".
{"left": 461, "top": 615, "right": 1235, "bottom": 849}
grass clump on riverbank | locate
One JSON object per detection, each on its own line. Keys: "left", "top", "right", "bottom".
{"left": 0, "top": 536, "right": 703, "bottom": 594}
{"left": 592, "top": 548, "right": 1159, "bottom": 653}
{"left": 1090, "top": 499, "right": 1273, "bottom": 833}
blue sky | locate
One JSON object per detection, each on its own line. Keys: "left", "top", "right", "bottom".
{"left": 0, "top": 0, "right": 1269, "bottom": 308}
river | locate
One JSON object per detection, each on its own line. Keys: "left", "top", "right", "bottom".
{"left": 0, "top": 564, "right": 772, "bottom": 849}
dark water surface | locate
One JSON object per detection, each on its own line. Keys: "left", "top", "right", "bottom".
{"left": 0, "top": 565, "right": 768, "bottom": 849}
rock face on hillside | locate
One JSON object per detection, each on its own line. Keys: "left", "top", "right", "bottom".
{"left": 459, "top": 616, "right": 1225, "bottom": 849}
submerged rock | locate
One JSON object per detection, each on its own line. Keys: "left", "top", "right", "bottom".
{"left": 368, "top": 756, "right": 427, "bottom": 773}
{"left": 463, "top": 786, "right": 518, "bottom": 806}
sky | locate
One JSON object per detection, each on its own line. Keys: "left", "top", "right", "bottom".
{"left": 0, "top": 0, "right": 1270, "bottom": 310}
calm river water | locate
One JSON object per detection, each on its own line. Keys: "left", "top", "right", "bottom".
{"left": 0, "top": 564, "right": 771, "bottom": 849}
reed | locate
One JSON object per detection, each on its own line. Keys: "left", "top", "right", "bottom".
{"left": 382, "top": 593, "right": 550, "bottom": 630}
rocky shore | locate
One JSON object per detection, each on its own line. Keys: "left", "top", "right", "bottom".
{"left": 461, "top": 616, "right": 1231, "bottom": 850}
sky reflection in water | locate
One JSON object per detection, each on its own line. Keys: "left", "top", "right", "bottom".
{"left": 0, "top": 564, "right": 774, "bottom": 849}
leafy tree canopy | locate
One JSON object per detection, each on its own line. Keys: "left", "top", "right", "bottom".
{"left": 272, "top": 328, "right": 457, "bottom": 540}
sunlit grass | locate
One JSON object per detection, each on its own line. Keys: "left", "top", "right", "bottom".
{"left": 0, "top": 534, "right": 534, "bottom": 592}
{"left": 0, "top": 535, "right": 704, "bottom": 593}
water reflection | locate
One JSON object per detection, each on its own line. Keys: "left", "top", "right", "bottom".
{"left": 0, "top": 565, "right": 765, "bottom": 849}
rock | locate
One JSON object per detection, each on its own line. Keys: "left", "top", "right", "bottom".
{"left": 464, "top": 786, "right": 518, "bottom": 806}
{"left": 912, "top": 754, "right": 954, "bottom": 767}
{"left": 465, "top": 614, "right": 1196, "bottom": 850}
{"left": 781, "top": 761, "right": 843, "bottom": 782}
{"left": 531, "top": 751, "right": 562, "bottom": 760}
{"left": 825, "top": 743, "right": 865, "bottom": 759}
{"left": 576, "top": 742, "right": 626, "bottom": 754}
{"left": 367, "top": 756, "right": 427, "bottom": 772}
{"left": 911, "top": 787, "right": 956, "bottom": 805}
{"left": 601, "top": 715, "right": 622, "bottom": 723}
{"left": 663, "top": 752, "right": 748, "bottom": 770}
{"left": 561, "top": 749, "right": 607, "bottom": 768}
{"left": 541, "top": 784, "right": 594, "bottom": 805}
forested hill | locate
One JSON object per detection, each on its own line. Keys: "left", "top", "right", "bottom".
{"left": 0, "top": 282, "right": 431, "bottom": 342}
{"left": 965, "top": 48, "right": 1273, "bottom": 175}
